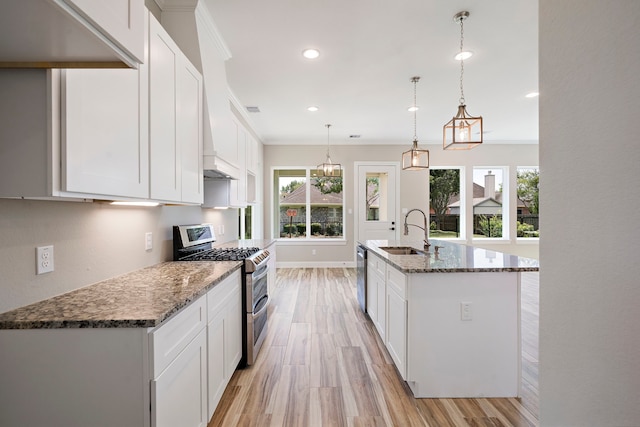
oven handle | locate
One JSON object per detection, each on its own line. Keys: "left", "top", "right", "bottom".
{"left": 253, "top": 294, "right": 270, "bottom": 316}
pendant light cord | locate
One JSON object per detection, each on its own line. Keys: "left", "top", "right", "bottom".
{"left": 459, "top": 15, "right": 466, "bottom": 105}
{"left": 411, "top": 76, "right": 419, "bottom": 142}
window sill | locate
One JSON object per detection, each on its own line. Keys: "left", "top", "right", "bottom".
{"left": 276, "top": 238, "right": 347, "bottom": 246}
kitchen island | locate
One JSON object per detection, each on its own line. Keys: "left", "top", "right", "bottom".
{"left": 360, "top": 239, "right": 539, "bottom": 399}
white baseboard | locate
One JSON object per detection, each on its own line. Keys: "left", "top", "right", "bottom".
{"left": 275, "top": 261, "right": 357, "bottom": 269}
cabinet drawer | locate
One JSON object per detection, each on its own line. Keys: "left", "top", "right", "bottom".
{"left": 368, "top": 253, "right": 386, "bottom": 277}
{"left": 207, "top": 270, "right": 241, "bottom": 323}
{"left": 387, "top": 267, "right": 407, "bottom": 299}
{"left": 150, "top": 295, "right": 207, "bottom": 378}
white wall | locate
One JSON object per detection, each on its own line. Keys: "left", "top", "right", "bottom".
{"left": 539, "top": 1, "right": 640, "bottom": 425}
{"left": 0, "top": 199, "right": 239, "bottom": 313}
{"left": 264, "top": 143, "right": 538, "bottom": 266}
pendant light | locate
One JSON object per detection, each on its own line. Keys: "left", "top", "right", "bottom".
{"left": 402, "top": 76, "right": 429, "bottom": 170}
{"left": 317, "top": 124, "right": 342, "bottom": 177}
{"left": 443, "top": 11, "right": 483, "bottom": 150}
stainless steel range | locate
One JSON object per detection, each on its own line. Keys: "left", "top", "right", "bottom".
{"left": 173, "top": 224, "right": 270, "bottom": 366}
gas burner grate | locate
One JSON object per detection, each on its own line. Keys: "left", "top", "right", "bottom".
{"left": 183, "top": 247, "right": 260, "bottom": 261}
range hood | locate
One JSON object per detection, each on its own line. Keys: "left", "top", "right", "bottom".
{"left": 159, "top": 0, "right": 240, "bottom": 180}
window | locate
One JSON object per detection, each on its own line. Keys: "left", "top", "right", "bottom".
{"left": 472, "top": 167, "right": 507, "bottom": 238}
{"left": 429, "top": 168, "right": 462, "bottom": 239}
{"left": 516, "top": 167, "right": 540, "bottom": 238}
{"left": 275, "top": 168, "right": 344, "bottom": 239}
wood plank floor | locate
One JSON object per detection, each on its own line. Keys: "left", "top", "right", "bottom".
{"left": 209, "top": 268, "right": 539, "bottom": 427}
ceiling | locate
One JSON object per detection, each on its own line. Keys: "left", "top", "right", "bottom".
{"left": 203, "top": 0, "right": 538, "bottom": 146}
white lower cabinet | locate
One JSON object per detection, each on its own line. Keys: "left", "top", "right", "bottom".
{"left": 367, "top": 252, "right": 386, "bottom": 340}
{"left": 386, "top": 266, "right": 407, "bottom": 379}
{"left": 152, "top": 329, "right": 207, "bottom": 427}
{"left": 206, "top": 270, "right": 242, "bottom": 420}
{"left": 150, "top": 295, "right": 207, "bottom": 427}
{"left": 0, "top": 274, "right": 245, "bottom": 426}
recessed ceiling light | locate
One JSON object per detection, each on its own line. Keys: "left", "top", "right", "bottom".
{"left": 302, "top": 49, "right": 320, "bottom": 59}
{"left": 454, "top": 51, "right": 473, "bottom": 61}
{"left": 407, "top": 106, "right": 420, "bottom": 112}
{"left": 307, "top": 106, "right": 319, "bottom": 112}
{"left": 525, "top": 92, "right": 540, "bottom": 98}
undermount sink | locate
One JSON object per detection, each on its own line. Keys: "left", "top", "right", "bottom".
{"left": 378, "top": 246, "right": 427, "bottom": 256}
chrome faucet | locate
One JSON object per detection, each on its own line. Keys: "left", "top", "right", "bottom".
{"left": 403, "top": 208, "right": 431, "bottom": 251}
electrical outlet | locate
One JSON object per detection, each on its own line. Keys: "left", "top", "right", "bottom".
{"left": 460, "top": 302, "right": 472, "bottom": 321}
{"left": 36, "top": 245, "right": 54, "bottom": 274}
{"left": 145, "top": 232, "right": 153, "bottom": 251}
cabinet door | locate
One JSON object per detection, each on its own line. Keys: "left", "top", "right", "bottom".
{"left": 207, "top": 311, "right": 225, "bottom": 420}
{"left": 152, "top": 329, "right": 207, "bottom": 427}
{"left": 366, "top": 264, "right": 378, "bottom": 324}
{"left": 62, "top": 0, "right": 145, "bottom": 63}
{"left": 62, "top": 64, "right": 148, "bottom": 198}
{"left": 387, "top": 286, "right": 407, "bottom": 379}
{"left": 224, "top": 283, "right": 243, "bottom": 379}
{"left": 376, "top": 273, "right": 386, "bottom": 340}
{"left": 149, "top": 15, "right": 180, "bottom": 202}
{"left": 177, "top": 58, "right": 203, "bottom": 204}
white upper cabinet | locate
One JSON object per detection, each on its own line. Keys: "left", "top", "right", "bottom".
{"left": 0, "top": 0, "right": 144, "bottom": 68}
{"left": 0, "top": 66, "right": 149, "bottom": 200}
{"left": 62, "top": 65, "right": 149, "bottom": 198}
{"left": 149, "top": 13, "right": 203, "bottom": 204}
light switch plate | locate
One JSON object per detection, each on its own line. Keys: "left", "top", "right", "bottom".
{"left": 145, "top": 232, "right": 153, "bottom": 251}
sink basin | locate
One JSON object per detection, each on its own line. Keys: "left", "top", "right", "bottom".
{"left": 378, "top": 246, "right": 427, "bottom": 256}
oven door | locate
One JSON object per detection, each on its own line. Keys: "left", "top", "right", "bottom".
{"left": 245, "top": 263, "right": 269, "bottom": 365}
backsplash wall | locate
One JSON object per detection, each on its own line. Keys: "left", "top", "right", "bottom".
{"left": 0, "top": 198, "right": 239, "bottom": 313}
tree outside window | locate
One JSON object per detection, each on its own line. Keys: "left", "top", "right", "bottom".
{"left": 429, "top": 169, "right": 461, "bottom": 238}
{"left": 516, "top": 167, "right": 540, "bottom": 238}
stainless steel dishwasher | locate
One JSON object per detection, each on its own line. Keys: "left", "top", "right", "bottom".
{"left": 356, "top": 244, "right": 367, "bottom": 312}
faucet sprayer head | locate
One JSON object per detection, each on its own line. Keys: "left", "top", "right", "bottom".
{"left": 404, "top": 223, "right": 409, "bottom": 235}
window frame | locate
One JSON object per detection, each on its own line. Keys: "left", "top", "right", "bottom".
{"left": 428, "top": 166, "right": 466, "bottom": 241}
{"left": 471, "top": 166, "right": 510, "bottom": 242}
{"left": 272, "top": 166, "right": 347, "bottom": 244}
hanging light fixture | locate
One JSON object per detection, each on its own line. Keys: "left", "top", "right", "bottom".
{"left": 317, "top": 124, "right": 342, "bottom": 177}
{"left": 402, "top": 76, "right": 429, "bottom": 170}
{"left": 443, "top": 11, "right": 483, "bottom": 150}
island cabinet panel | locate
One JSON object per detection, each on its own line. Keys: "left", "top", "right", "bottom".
{"left": 367, "top": 252, "right": 386, "bottom": 340}
{"left": 406, "top": 272, "right": 521, "bottom": 398}
{"left": 386, "top": 265, "right": 407, "bottom": 379}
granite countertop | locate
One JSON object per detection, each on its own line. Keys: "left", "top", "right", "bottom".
{"left": 0, "top": 261, "right": 242, "bottom": 330}
{"left": 361, "top": 239, "right": 539, "bottom": 273}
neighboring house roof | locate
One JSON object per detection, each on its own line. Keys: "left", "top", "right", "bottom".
{"left": 280, "top": 182, "right": 343, "bottom": 205}
{"left": 447, "top": 183, "right": 528, "bottom": 209}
